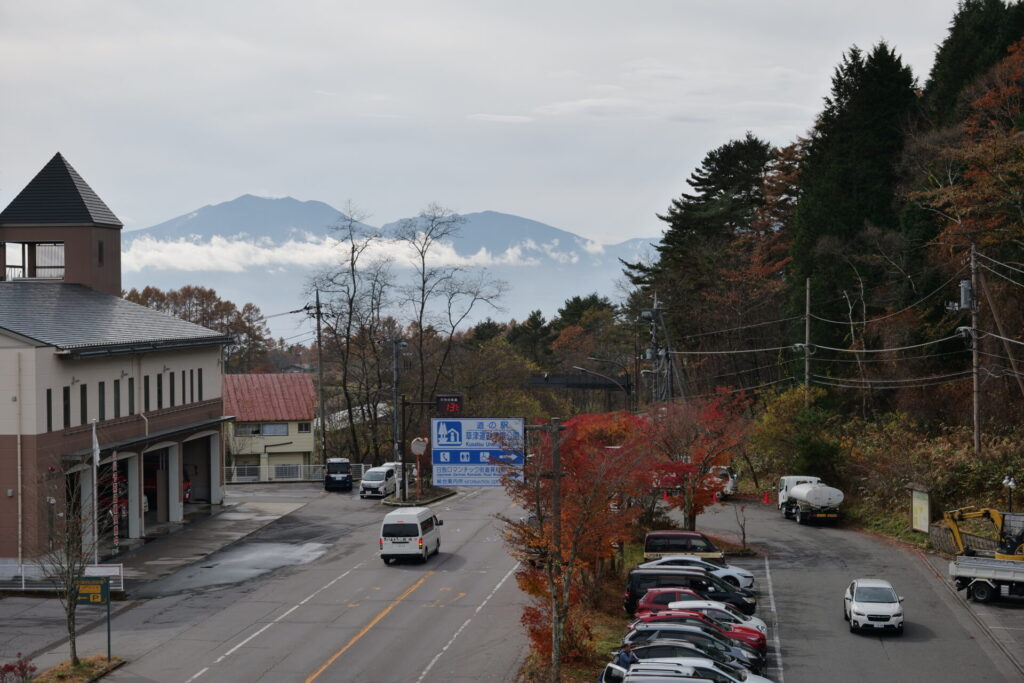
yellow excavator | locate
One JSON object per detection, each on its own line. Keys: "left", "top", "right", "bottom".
{"left": 941, "top": 507, "right": 1024, "bottom": 561}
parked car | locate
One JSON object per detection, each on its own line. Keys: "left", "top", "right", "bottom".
{"left": 324, "top": 457, "right": 353, "bottom": 492}
{"left": 711, "top": 466, "right": 738, "bottom": 501}
{"left": 644, "top": 530, "right": 725, "bottom": 563}
{"left": 629, "top": 611, "right": 766, "bottom": 653}
{"left": 602, "top": 657, "right": 772, "bottom": 683}
{"left": 624, "top": 567, "right": 757, "bottom": 615}
{"left": 664, "top": 600, "right": 768, "bottom": 634}
{"left": 622, "top": 623, "right": 766, "bottom": 674}
{"left": 611, "top": 639, "right": 750, "bottom": 675}
{"left": 635, "top": 587, "right": 705, "bottom": 616}
{"left": 599, "top": 661, "right": 719, "bottom": 683}
{"left": 638, "top": 554, "right": 755, "bottom": 589}
{"left": 360, "top": 464, "right": 397, "bottom": 498}
{"left": 843, "top": 578, "right": 904, "bottom": 634}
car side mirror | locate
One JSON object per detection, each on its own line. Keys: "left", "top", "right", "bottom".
{"left": 899, "top": 596, "right": 904, "bottom": 603}
{"left": 437, "top": 519, "right": 444, "bottom": 526}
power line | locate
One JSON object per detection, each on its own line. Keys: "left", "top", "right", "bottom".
{"left": 671, "top": 344, "right": 796, "bottom": 356}
{"left": 678, "top": 316, "right": 803, "bottom": 341}
{"left": 812, "top": 333, "right": 965, "bottom": 354}
{"left": 808, "top": 266, "right": 968, "bottom": 326}
{"left": 979, "top": 262, "right": 1024, "bottom": 290}
{"left": 810, "top": 375, "right": 970, "bottom": 390}
{"left": 682, "top": 376, "right": 796, "bottom": 399}
{"left": 809, "top": 369, "right": 972, "bottom": 385}
{"left": 979, "top": 330, "right": 1024, "bottom": 348}
{"left": 809, "top": 348, "right": 968, "bottom": 364}
{"left": 976, "top": 251, "right": 1024, "bottom": 277}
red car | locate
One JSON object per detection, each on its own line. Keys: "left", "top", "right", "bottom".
{"left": 634, "top": 587, "right": 705, "bottom": 617}
{"left": 629, "top": 610, "right": 767, "bottom": 653}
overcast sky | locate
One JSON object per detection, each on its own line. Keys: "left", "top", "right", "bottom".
{"left": 1, "top": 1, "right": 963, "bottom": 244}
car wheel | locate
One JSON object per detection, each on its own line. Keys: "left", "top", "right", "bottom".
{"left": 971, "top": 582, "right": 996, "bottom": 602}
{"left": 795, "top": 508, "right": 804, "bottom": 525}
{"left": 896, "top": 624, "right": 904, "bottom": 636}
{"left": 849, "top": 621, "right": 856, "bottom": 633}
{"left": 435, "top": 539, "right": 441, "bottom": 556}
{"left": 421, "top": 548, "right": 429, "bottom": 563}
{"left": 843, "top": 605, "right": 847, "bottom": 621}
{"left": 382, "top": 557, "right": 391, "bottom": 566}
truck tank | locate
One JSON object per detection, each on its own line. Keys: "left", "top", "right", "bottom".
{"left": 789, "top": 482, "right": 844, "bottom": 508}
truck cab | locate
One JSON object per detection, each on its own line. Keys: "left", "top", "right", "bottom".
{"left": 777, "top": 476, "right": 821, "bottom": 511}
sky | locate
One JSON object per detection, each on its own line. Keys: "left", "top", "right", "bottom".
{"left": 0, "top": 0, "right": 964, "bottom": 245}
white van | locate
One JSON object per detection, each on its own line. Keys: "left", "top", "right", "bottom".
{"left": 380, "top": 507, "right": 443, "bottom": 564}
{"left": 360, "top": 464, "right": 398, "bottom": 498}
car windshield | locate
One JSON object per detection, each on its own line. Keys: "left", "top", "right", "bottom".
{"left": 365, "top": 470, "right": 385, "bottom": 481}
{"left": 327, "top": 462, "right": 350, "bottom": 474}
{"left": 855, "top": 586, "right": 897, "bottom": 603}
{"left": 382, "top": 523, "right": 418, "bottom": 537}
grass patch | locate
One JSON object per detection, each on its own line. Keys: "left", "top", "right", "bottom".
{"left": 32, "top": 654, "right": 123, "bottom": 683}
{"left": 844, "top": 501, "right": 930, "bottom": 549}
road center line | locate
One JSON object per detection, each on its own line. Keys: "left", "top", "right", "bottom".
{"left": 415, "top": 563, "right": 519, "bottom": 683}
{"left": 189, "top": 562, "right": 366, "bottom": 679}
{"left": 764, "top": 555, "right": 785, "bottom": 683}
{"left": 305, "top": 570, "right": 436, "bottom": 682}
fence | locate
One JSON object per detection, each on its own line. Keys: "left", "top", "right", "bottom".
{"left": 224, "top": 462, "right": 390, "bottom": 484}
{"left": 929, "top": 523, "right": 999, "bottom": 556}
{"left": 0, "top": 562, "right": 124, "bottom": 593}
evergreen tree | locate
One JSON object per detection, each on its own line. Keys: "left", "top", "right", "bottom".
{"left": 924, "top": 0, "right": 1024, "bottom": 125}
{"left": 789, "top": 43, "right": 917, "bottom": 336}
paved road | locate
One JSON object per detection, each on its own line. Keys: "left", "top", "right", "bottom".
{"left": 696, "top": 500, "right": 1022, "bottom": 683}
{"left": 36, "top": 485, "right": 528, "bottom": 683}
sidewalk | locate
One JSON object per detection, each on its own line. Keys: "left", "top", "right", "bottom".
{"left": 0, "top": 494, "right": 305, "bottom": 665}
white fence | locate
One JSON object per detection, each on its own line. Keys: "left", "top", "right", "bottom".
{"left": 0, "top": 562, "right": 124, "bottom": 593}
{"left": 224, "top": 463, "right": 392, "bottom": 484}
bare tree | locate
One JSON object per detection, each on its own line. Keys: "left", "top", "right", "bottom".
{"left": 38, "top": 468, "right": 98, "bottom": 668}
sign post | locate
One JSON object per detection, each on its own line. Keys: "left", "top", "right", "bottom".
{"left": 410, "top": 437, "right": 428, "bottom": 501}
{"left": 77, "top": 576, "right": 112, "bottom": 660}
{"left": 430, "top": 418, "right": 524, "bottom": 487}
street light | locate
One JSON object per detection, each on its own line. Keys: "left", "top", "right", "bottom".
{"left": 588, "top": 356, "right": 635, "bottom": 411}
{"left": 572, "top": 365, "right": 630, "bottom": 411}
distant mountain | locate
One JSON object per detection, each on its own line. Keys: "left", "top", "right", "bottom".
{"left": 121, "top": 195, "right": 659, "bottom": 337}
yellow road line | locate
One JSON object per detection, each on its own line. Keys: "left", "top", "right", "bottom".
{"left": 305, "top": 571, "right": 435, "bottom": 682}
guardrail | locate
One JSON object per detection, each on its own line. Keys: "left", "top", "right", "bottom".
{"left": 225, "top": 463, "right": 404, "bottom": 483}
{"left": 0, "top": 563, "right": 124, "bottom": 593}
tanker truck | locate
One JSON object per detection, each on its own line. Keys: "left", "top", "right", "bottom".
{"left": 777, "top": 475, "right": 844, "bottom": 525}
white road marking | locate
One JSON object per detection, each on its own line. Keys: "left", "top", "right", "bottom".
{"left": 415, "top": 563, "right": 519, "bottom": 683}
{"left": 188, "top": 562, "right": 365, "bottom": 679}
{"left": 764, "top": 555, "right": 785, "bottom": 683}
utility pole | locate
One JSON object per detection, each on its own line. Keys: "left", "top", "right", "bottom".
{"left": 805, "top": 278, "right": 811, "bottom": 406}
{"left": 314, "top": 288, "right": 327, "bottom": 463}
{"left": 391, "top": 339, "right": 405, "bottom": 501}
{"left": 971, "top": 244, "right": 981, "bottom": 456}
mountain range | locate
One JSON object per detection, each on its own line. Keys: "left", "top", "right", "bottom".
{"left": 122, "top": 195, "right": 658, "bottom": 340}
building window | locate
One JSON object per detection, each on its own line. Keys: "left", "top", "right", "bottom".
{"left": 190, "top": 369, "right": 195, "bottom": 403}
{"left": 98, "top": 381, "right": 106, "bottom": 421}
{"left": 128, "top": 377, "right": 135, "bottom": 415}
{"left": 234, "top": 423, "right": 261, "bottom": 437}
{"left": 46, "top": 389, "right": 53, "bottom": 432}
{"left": 170, "top": 372, "right": 175, "bottom": 407}
{"left": 198, "top": 368, "right": 203, "bottom": 401}
{"left": 63, "top": 387, "right": 70, "bottom": 428}
{"left": 262, "top": 423, "right": 288, "bottom": 436}
{"left": 143, "top": 376, "right": 150, "bottom": 412}
{"left": 113, "top": 379, "right": 121, "bottom": 419}
{"left": 298, "top": 422, "right": 311, "bottom": 433}
{"left": 80, "top": 384, "right": 88, "bottom": 425}
{"left": 181, "top": 370, "right": 186, "bottom": 403}
{"left": 157, "top": 374, "right": 163, "bottom": 410}
{"left": 98, "top": 240, "right": 104, "bottom": 267}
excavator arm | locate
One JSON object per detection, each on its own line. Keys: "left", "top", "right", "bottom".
{"left": 942, "top": 507, "right": 1024, "bottom": 561}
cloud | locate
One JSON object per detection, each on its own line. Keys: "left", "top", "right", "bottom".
{"left": 122, "top": 234, "right": 552, "bottom": 273}
{"left": 468, "top": 114, "right": 535, "bottom": 123}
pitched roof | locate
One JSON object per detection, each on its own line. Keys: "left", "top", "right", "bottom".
{"left": 0, "top": 282, "right": 232, "bottom": 355}
{"left": 223, "top": 373, "right": 316, "bottom": 422}
{"left": 0, "top": 153, "right": 122, "bottom": 228}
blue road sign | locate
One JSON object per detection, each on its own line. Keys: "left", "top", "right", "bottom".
{"left": 431, "top": 418, "right": 524, "bottom": 487}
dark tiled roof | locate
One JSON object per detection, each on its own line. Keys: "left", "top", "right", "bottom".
{"left": 0, "top": 282, "right": 232, "bottom": 354}
{"left": 0, "top": 153, "right": 122, "bottom": 228}
{"left": 224, "top": 374, "right": 316, "bottom": 422}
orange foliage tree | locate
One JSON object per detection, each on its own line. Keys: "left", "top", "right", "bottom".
{"left": 500, "top": 412, "right": 651, "bottom": 681}
{"left": 645, "top": 393, "right": 751, "bottom": 530}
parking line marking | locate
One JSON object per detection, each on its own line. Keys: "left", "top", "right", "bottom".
{"left": 415, "top": 563, "right": 518, "bottom": 683}
{"left": 764, "top": 555, "right": 785, "bottom": 683}
{"left": 184, "top": 667, "right": 208, "bottom": 683}
{"left": 306, "top": 571, "right": 435, "bottom": 682}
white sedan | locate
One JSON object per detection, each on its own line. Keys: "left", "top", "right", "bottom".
{"left": 666, "top": 599, "right": 768, "bottom": 634}
{"left": 843, "top": 578, "right": 904, "bottom": 635}
{"left": 638, "top": 554, "right": 756, "bottom": 589}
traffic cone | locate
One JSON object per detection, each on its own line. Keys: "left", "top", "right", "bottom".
{"left": 762, "top": 490, "right": 771, "bottom": 504}
{"left": 663, "top": 489, "right": 669, "bottom": 501}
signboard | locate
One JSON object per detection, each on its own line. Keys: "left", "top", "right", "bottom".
{"left": 77, "top": 576, "right": 110, "bottom": 605}
{"left": 912, "top": 488, "right": 930, "bottom": 533}
{"left": 431, "top": 418, "right": 524, "bottom": 487}
{"left": 435, "top": 392, "right": 463, "bottom": 415}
